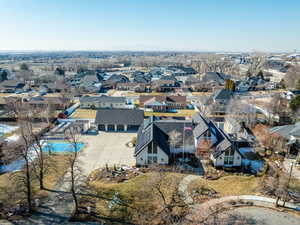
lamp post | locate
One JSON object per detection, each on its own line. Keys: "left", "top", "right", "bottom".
{"left": 283, "top": 161, "right": 294, "bottom": 207}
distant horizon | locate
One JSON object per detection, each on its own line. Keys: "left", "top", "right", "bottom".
{"left": 1, "top": 0, "right": 300, "bottom": 52}
{"left": 0, "top": 49, "right": 298, "bottom": 54}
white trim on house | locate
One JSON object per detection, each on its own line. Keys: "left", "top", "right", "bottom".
{"left": 136, "top": 145, "right": 169, "bottom": 166}
{"left": 210, "top": 148, "right": 242, "bottom": 167}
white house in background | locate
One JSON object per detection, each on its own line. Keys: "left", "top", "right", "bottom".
{"left": 79, "top": 95, "right": 127, "bottom": 109}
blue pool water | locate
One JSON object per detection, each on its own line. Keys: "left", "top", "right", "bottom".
{"left": 43, "top": 142, "right": 85, "bottom": 153}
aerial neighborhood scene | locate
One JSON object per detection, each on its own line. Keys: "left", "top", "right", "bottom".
{"left": 1, "top": 0, "right": 300, "bottom": 224}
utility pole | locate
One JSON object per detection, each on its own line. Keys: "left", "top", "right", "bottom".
{"left": 284, "top": 161, "right": 294, "bottom": 207}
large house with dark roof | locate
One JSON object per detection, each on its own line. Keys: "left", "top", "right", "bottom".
{"left": 134, "top": 113, "right": 263, "bottom": 171}
{"left": 135, "top": 117, "right": 195, "bottom": 165}
{"left": 95, "top": 109, "right": 144, "bottom": 132}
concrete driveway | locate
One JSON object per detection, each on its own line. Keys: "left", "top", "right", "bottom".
{"left": 79, "top": 131, "right": 137, "bottom": 175}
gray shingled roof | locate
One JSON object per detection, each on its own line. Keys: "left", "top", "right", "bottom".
{"left": 80, "top": 95, "right": 126, "bottom": 104}
{"left": 270, "top": 122, "right": 300, "bottom": 139}
{"left": 135, "top": 118, "right": 193, "bottom": 157}
{"left": 201, "top": 72, "right": 227, "bottom": 84}
{"left": 192, "top": 112, "right": 237, "bottom": 158}
{"left": 95, "top": 109, "right": 144, "bottom": 126}
{"left": 213, "top": 89, "right": 233, "bottom": 101}
{"left": 192, "top": 113, "right": 209, "bottom": 137}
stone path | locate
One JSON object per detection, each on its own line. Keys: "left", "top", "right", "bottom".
{"left": 178, "top": 175, "right": 200, "bottom": 205}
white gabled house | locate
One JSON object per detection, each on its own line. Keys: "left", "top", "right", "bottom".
{"left": 134, "top": 113, "right": 263, "bottom": 173}
{"left": 134, "top": 117, "right": 195, "bottom": 166}
{"left": 192, "top": 113, "right": 243, "bottom": 168}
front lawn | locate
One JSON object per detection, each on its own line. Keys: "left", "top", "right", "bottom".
{"left": 78, "top": 171, "right": 186, "bottom": 224}
{"left": 188, "top": 175, "right": 260, "bottom": 200}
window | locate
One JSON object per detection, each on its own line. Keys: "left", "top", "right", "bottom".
{"left": 161, "top": 158, "right": 164, "bottom": 162}
{"left": 147, "top": 156, "right": 152, "bottom": 164}
{"left": 224, "top": 149, "right": 235, "bottom": 165}
{"left": 148, "top": 142, "right": 157, "bottom": 154}
{"left": 153, "top": 156, "right": 157, "bottom": 163}
{"left": 153, "top": 146, "right": 157, "bottom": 154}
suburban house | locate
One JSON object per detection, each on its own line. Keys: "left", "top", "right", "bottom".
{"left": 0, "top": 80, "right": 25, "bottom": 93}
{"left": 25, "top": 96, "right": 71, "bottom": 110}
{"left": 102, "top": 74, "right": 130, "bottom": 90}
{"left": 134, "top": 113, "right": 263, "bottom": 172}
{"left": 38, "top": 82, "right": 67, "bottom": 94}
{"left": 192, "top": 113, "right": 242, "bottom": 168}
{"left": 200, "top": 72, "right": 230, "bottom": 86}
{"left": 167, "top": 66, "right": 197, "bottom": 76}
{"left": 135, "top": 117, "right": 195, "bottom": 166}
{"left": 151, "top": 79, "right": 180, "bottom": 92}
{"left": 193, "top": 113, "right": 263, "bottom": 172}
{"left": 80, "top": 96, "right": 127, "bottom": 109}
{"left": 0, "top": 68, "right": 9, "bottom": 82}
{"left": 139, "top": 95, "right": 187, "bottom": 112}
{"left": 270, "top": 122, "right": 300, "bottom": 161}
{"left": 116, "top": 82, "right": 146, "bottom": 92}
{"left": 78, "top": 74, "right": 102, "bottom": 93}
{"left": 199, "top": 89, "right": 234, "bottom": 116}
{"left": 54, "top": 67, "right": 65, "bottom": 76}
{"left": 95, "top": 108, "right": 144, "bottom": 132}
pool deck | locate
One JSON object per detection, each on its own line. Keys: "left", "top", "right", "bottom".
{"left": 79, "top": 132, "right": 136, "bottom": 175}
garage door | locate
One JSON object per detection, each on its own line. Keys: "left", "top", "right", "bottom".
{"left": 117, "top": 124, "right": 124, "bottom": 131}
{"left": 98, "top": 124, "right": 105, "bottom": 131}
{"left": 127, "top": 125, "right": 139, "bottom": 131}
{"left": 108, "top": 124, "right": 115, "bottom": 131}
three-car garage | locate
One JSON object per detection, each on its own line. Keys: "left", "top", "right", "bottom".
{"left": 95, "top": 109, "right": 144, "bottom": 132}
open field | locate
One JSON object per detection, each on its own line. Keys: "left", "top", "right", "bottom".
{"left": 144, "top": 109, "right": 197, "bottom": 117}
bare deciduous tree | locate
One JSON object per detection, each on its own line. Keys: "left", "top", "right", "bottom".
{"left": 168, "top": 130, "right": 182, "bottom": 163}
{"left": 283, "top": 65, "right": 300, "bottom": 89}
{"left": 64, "top": 125, "right": 84, "bottom": 215}
{"left": 225, "top": 97, "right": 257, "bottom": 131}
{"left": 13, "top": 103, "right": 35, "bottom": 212}
{"left": 247, "top": 52, "right": 267, "bottom": 77}
{"left": 192, "top": 54, "right": 240, "bottom": 78}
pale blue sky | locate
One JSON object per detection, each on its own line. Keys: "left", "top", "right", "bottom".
{"left": 0, "top": 0, "right": 299, "bottom": 52}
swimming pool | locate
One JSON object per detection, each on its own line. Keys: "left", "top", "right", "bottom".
{"left": 43, "top": 142, "right": 85, "bottom": 153}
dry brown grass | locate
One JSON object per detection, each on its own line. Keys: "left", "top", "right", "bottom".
{"left": 144, "top": 109, "right": 197, "bottom": 117}
{"left": 188, "top": 175, "right": 260, "bottom": 197}
{"left": 86, "top": 172, "right": 186, "bottom": 223}
{"left": 71, "top": 109, "right": 97, "bottom": 119}
{"left": 0, "top": 154, "right": 70, "bottom": 204}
